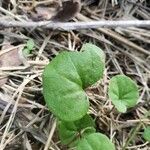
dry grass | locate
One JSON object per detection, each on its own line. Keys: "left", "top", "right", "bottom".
{"left": 0, "top": 0, "right": 150, "bottom": 150}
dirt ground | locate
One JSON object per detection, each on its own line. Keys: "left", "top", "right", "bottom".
{"left": 0, "top": 0, "right": 150, "bottom": 150}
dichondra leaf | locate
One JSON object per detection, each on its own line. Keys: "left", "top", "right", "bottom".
{"left": 43, "top": 43, "right": 105, "bottom": 121}
{"left": 58, "top": 114, "right": 95, "bottom": 146}
{"left": 143, "top": 127, "right": 150, "bottom": 142}
{"left": 77, "top": 133, "right": 115, "bottom": 150}
{"left": 108, "top": 75, "right": 139, "bottom": 113}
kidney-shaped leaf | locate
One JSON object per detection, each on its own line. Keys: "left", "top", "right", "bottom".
{"left": 77, "top": 133, "right": 115, "bottom": 150}
{"left": 43, "top": 43, "right": 105, "bottom": 121}
{"left": 143, "top": 127, "right": 150, "bottom": 142}
{"left": 58, "top": 114, "right": 95, "bottom": 146}
{"left": 108, "top": 75, "right": 139, "bottom": 113}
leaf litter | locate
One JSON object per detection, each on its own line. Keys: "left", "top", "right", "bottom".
{"left": 0, "top": 42, "right": 26, "bottom": 87}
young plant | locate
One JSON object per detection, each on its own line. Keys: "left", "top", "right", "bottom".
{"left": 23, "top": 39, "right": 35, "bottom": 56}
{"left": 43, "top": 43, "right": 105, "bottom": 121}
{"left": 43, "top": 43, "right": 139, "bottom": 149}
{"left": 58, "top": 114, "right": 96, "bottom": 147}
{"left": 58, "top": 114, "right": 115, "bottom": 149}
{"left": 108, "top": 75, "right": 139, "bottom": 113}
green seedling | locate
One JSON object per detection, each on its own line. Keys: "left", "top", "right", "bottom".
{"left": 108, "top": 75, "right": 139, "bottom": 113}
{"left": 143, "top": 127, "right": 150, "bottom": 142}
{"left": 43, "top": 43, "right": 105, "bottom": 121}
{"left": 43, "top": 43, "right": 139, "bottom": 149}
{"left": 58, "top": 114, "right": 96, "bottom": 147}
{"left": 58, "top": 114, "right": 115, "bottom": 149}
{"left": 23, "top": 39, "right": 34, "bottom": 56}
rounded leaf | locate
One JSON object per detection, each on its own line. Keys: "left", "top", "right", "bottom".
{"left": 23, "top": 48, "right": 30, "bottom": 56}
{"left": 77, "top": 133, "right": 115, "bottom": 150}
{"left": 43, "top": 43, "right": 105, "bottom": 121}
{"left": 58, "top": 114, "right": 96, "bottom": 146}
{"left": 81, "top": 43, "right": 105, "bottom": 64}
{"left": 27, "top": 39, "right": 34, "bottom": 50}
{"left": 143, "top": 127, "right": 150, "bottom": 142}
{"left": 108, "top": 75, "right": 139, "bottom": 113}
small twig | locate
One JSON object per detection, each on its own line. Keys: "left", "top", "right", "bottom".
{"left": 127, "top": 0, "right": 150, "bottom": 12}
{"left": 0, "top": 20, "right": 150, "bottom": 30}
{"left": 0, "top": 7, "right": 24, "bottom": 21}
{"left": 122, "top": 122, "right": 142, "bottom": 150}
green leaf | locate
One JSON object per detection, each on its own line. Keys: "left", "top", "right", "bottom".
{"left": 26, "top": 39, "right": 34, "bottom": 50}
{"left": 43, "top": 43, "right": 105, "bottom": 121}
{"left": 23, "top": 39, "right": 34, "bottom": 56}
{"left": 108, "top": 75, "right": 139, "bottom": 113}
{"left": 77, "top": 133, "right": 115, "bottom": 150}
{"left": 81, "top": 43, "right": 105, "bottom": 64}
{"left": 143, "top": 127, "right": 150, "bottom": 142}
{"left": 58, "top": 114, "right": 95, "bottom": 146}
{"left": 23, "top": 48, "right": 30, "bottom": 56}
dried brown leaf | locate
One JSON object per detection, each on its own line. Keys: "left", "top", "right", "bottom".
{"left": 52, "top": 0, "right": 81, "bottom": 22}
{"left": 0, "top": 44, "right": 25, "bottom": 87}
{"left": 30, "top": 0, "right": 81, "bottom": 21}
{"left": 27, "top": 1, "right": 60, "bottom": 21}
{"left": 31, "top": 5, "right": 60, "bottom": 21}
{"left": 0, "top": 45, "right": 24, "bottom": 67}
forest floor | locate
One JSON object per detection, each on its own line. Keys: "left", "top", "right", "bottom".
{"left": 0, "top": 0, "right": 149, "bottom": 150}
